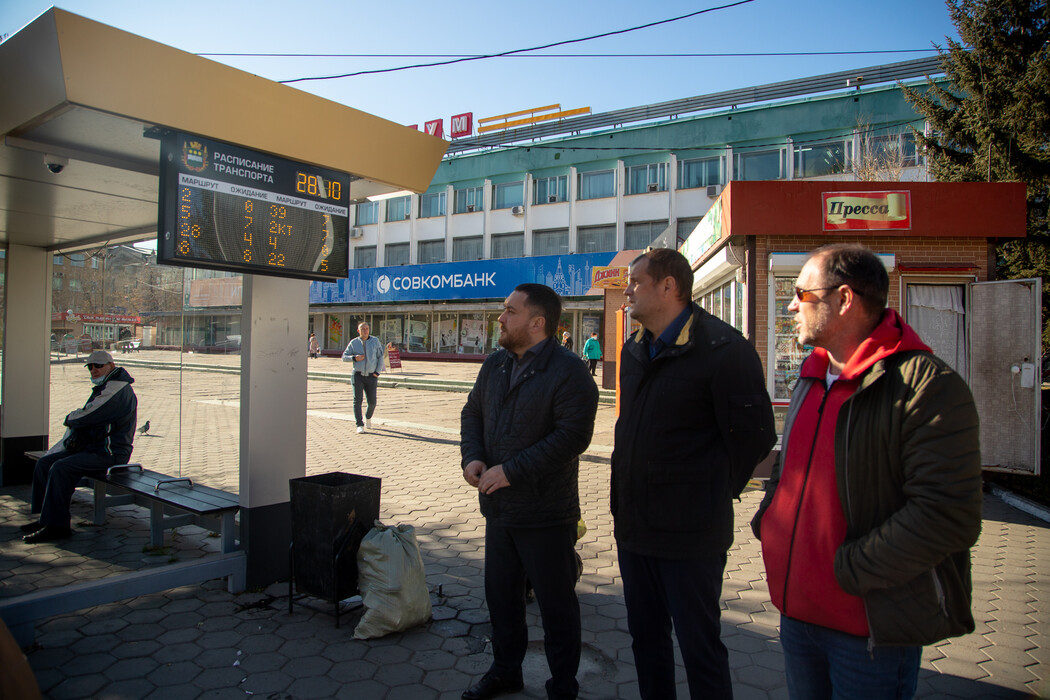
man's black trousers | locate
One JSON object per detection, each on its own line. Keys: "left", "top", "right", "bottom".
{"left": 484, "top": 521, "right": 581, "bottom": 699}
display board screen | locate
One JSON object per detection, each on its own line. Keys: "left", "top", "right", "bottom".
{"left": 157, "top": 132, "right": 350, "bottom": 281}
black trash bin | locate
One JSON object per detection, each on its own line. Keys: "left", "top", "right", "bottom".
{"left": 288, "top": 472, "right": 381, "bottom": 625}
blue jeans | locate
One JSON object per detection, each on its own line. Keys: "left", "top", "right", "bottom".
{"left": 780, "top": 615, "right": 920, "bottom": 700}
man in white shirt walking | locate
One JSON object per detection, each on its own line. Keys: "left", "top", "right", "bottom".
{"left": 342, "top": 322, "right": 385, "bottom": 433}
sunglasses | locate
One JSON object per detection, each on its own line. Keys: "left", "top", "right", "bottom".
{"left": 794, "top": 285, "right": 864, "bottom": 303}
{"left": 86, "top": 363, "right": 107, "bottom": 369}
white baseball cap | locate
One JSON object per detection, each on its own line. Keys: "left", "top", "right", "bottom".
{"left": 84, "top": 350, "right": 114, "bottom": 366}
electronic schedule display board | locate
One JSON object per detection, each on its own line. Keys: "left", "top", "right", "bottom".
{"left": 158, "top": 132, "right": 350, "bottom": 281}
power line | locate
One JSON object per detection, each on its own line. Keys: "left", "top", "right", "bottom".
{"left": 278, "top": 0, "right": 755, "bottom": 84}
{"left": 203, "top": 49, "right": 938, "bottom": 59}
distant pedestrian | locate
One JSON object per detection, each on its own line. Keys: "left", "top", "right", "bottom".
{"left": 460, "top": 283, "right": 598, "bottom": 700}
{"left": 342, "top": 323, "right": 384, "bottom": 433}
{"left": 561, "top": 331, "right": 573, "bottom": 353}
{"left": 753, "top": 244, "right": 982, "bottom": 700}
{"left": 582, "top": 332, "right": 602, "bottom": 376}
{"left": 308, "top": 332, "right": 320, "bottom": 358}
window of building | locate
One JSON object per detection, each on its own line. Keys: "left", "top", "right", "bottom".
{"left": 419, "top": 191, "right": 446, "bottom": 218}
{"left": 772, "top": 275, "right": 806, "bottom": 401}
{"left": 70, "top": 279, "right": 82, "bottom": 292}
{"left": 356, "top": 201, "right": 379, "bottom": 226}
{"left": 353, "top": 246, "right": 377, "bottom": 269}
{"left": 678, "top": 157, "right": 721, "bottom": 189}
{"left": 385, "top": 242, "right": 409, "bottom": 267}
{"left": 863, "top": 131, "right": 921, "bottom": 170}
{"left": 698, "top": 278, "right": 744, "bottom": 333}
{"left": 533, "top": 175, "right": 567, "bottom": 204}
{"left": 793, "top": 139, "right": 851, "bottom": 178}
{"left": 533, "top": 229, "right": 569, "bottom": 256}
{"left": 436, "top": 313, "right": 458, "bottom": 353}
{"left": 492, "top": 232, "right": 524, "bottom": 259}
{"left": 625, "top": 220, "right": 668, "bottom": 250}
{"left": 386, "top": 195, "right": 411, "bottom": 222}
{"left": 71, "top": 253, "right": 86, "bottom": 267}
{"left": 53, "top": 275, "right": 62, "bottom": 290}
{"left": 578, "top": 170, "right": 615, "bottom": 200}
{"left": 736, "top": 149, "right": 785, "bottom": 180}
{"left": 492, "top": 181, "right": 523, "bottom": 210}
{"left": 578, "top": 225, "right": 616, "bottom": 253}
{"left": 408, "top": 313, "right": 431, "bottom": 352}
{"left": 627, "top": 163, "right": 667, "bottom": 194}
{"left": 53, "top": 255, "right": 63, "bottom": 266}
{"left": 418, "top": 239, "right": 445, "bottom": 264}
{"left": 453, "top": 236, "right": 484, "bottom": 261}
{"left": 454, "top": 186, "right": 484, "bottom": 213}
{"left": 676, "top": 218, "right": 701, "bottom": 248}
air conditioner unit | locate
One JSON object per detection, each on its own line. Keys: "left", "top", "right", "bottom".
{"left": 466, "top": 204, "right": 476, "bottom": 212}
{"left": 350, "top": 227, "right": 364, "bottom": 239}
{"left": 647, "top": 182, "right": 660, "bottom": 192}
{"left": 548, "top": 194, "right": 558, "bottom": 203}
{"left": 510, "top": 205, "right": 525, "bottom": 216}
{"left": 706, "top": 184, "right": 723, "bottom": 197}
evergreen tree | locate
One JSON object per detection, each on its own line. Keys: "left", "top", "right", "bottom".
{"left": 903, "top": 0, "right": 1050, "bottom": 347}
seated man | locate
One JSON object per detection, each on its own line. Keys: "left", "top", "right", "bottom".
{"left": 23, "top": 350, "right": 138, "bottom": 544}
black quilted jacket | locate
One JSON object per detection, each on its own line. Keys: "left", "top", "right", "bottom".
{"left": 461, "top": 337, "right": 599, "bottom": 528}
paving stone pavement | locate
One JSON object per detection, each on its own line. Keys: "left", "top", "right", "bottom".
{"left": 0, "top": 353, "right": 1046, "bottom": 699}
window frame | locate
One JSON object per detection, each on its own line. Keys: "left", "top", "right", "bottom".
{"left": 626, "top": 162, "right": 668, "bottom": 194}
{"left": 577, "top": 170, "right": 616, "bottom": 201}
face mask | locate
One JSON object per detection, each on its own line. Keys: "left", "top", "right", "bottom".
{"left": 91, "top": 375, "right": 106, "bottom": 386}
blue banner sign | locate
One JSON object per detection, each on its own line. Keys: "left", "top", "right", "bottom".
{"left": 310, "top": 252, "right": 618, "bottom": 304}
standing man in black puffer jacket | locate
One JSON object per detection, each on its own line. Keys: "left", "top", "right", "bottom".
{"left": 460, "top": 283, "right": 598, "bottom": 700}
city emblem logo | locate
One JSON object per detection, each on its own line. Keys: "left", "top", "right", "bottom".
{"left": 376, "top": 275, "right": 391, "bottom": 294}
{"left": 181, "top": 140, "right": 209, "bottom": 173}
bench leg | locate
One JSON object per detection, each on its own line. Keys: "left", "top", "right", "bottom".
{"left": 93, "top": 481, "right": 107, "bottom": 525}
{"left": 219, "top": 511, "right": 237, "bottom": 554}
{"left": 149, "top": 501, "right": 165, "bottom": 547}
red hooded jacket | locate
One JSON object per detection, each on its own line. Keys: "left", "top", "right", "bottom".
{"left": 760, "top": 309, "right": 931, "bottom": 635}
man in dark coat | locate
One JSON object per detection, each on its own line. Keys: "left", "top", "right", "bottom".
{"left": 23, "top": 350, "right": 137, "bottom": 543}
{"left": 612, "top": 248, "right": 775, "bottom": 699}
{"left": 460, "top": 283, "right": 598, "bottom": 700}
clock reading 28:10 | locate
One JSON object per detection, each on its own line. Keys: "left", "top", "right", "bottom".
{"left": 296, "top": 172, "right": 341, "bottom": 201}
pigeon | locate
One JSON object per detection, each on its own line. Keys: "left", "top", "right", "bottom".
{"left": 137, "top": 420, "right": 150, "bottom": 435}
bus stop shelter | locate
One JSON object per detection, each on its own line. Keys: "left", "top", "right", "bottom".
{"left": 0, "top": 9, "right": 446, "bottom": 590}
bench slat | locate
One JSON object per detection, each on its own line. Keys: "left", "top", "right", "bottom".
{"left": 101, "top": 470, "right": 238, "bottom": 515}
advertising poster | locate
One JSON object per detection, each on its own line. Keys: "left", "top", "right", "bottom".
{"left": 380, "top": 318, "right": 402, "bottom": 346}
{"left": 460, "top": 318, "right": 485, "bottom": 353}
{"left": 328, "top": 317, "right": 342, "bottom": 348}
{"left": 437, "top": 319, "right": 458, "bottom": 352}
{"left": 408, "top": 320, "right": 429, "bottom": 352}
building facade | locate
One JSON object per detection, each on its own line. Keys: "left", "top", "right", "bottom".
{"left": 311, "top": 77, "right": 934, "bottom": 360}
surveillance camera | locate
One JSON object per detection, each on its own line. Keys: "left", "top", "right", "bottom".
{"left": 44, "top": 154, "right": 68, "bottom": 174}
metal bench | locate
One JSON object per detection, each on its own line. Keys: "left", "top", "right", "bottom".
{"left": 90, "top": 463, "right": 240, "bottom": 554}
{"left": 6, "top": 456, "right": 245, "bottom": 646}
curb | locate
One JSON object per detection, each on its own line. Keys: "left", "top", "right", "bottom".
{"left": 988, "top": 484, "right": 1050, "bottom": 524}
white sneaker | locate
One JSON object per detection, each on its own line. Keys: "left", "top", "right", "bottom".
{"left": 356, "top": 426, "right": 365, "bottom": 434}
{"left": 365, "top": 419, "right": 372, "bottom": 429}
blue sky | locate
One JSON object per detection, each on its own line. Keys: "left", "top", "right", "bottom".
{"left": 1, "top": 1, "right": 960, "bottom": 133}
